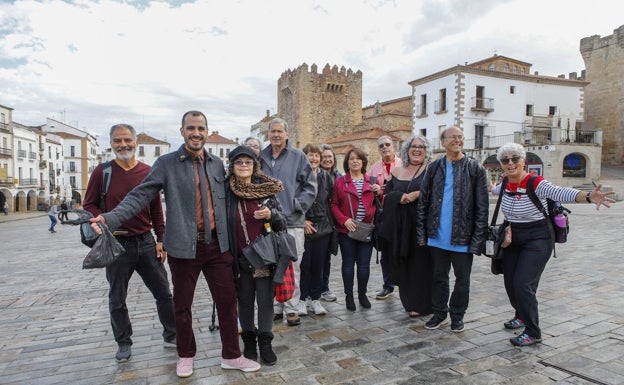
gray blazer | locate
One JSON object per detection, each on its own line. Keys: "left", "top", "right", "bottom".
{"left": 102, "top": 145, "right": 229, "bottom": 259}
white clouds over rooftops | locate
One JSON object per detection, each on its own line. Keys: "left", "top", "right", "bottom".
{"left": 0, "top": 0, "right": 621, "bottom": 149}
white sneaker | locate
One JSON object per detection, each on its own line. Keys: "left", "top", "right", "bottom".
{"left": 321, "top": 290, "right": 337, "bottom": 302}
{"left": 311, "top": 300, "right": 327, "bottom": 315}
{"left": 297, "top": 301, "right": 308, "bottom": 316}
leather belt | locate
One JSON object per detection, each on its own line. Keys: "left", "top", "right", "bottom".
{"left": 197, "top": 229, "right": 217, "bottom": 242}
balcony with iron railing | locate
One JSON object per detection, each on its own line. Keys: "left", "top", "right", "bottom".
{"left": 434, "top": 99, "right": 448, "bottom": 114}
{"left": 470, "top": 97, "right": 494, "bottom": 113}
{"left": 0, "top": 147, "right": 12, "bottom": 157}
{"left": 415, "top": 104, "right": 428, "bottom": 118}
{"left": 17, "top": 149, "right": 26, "bottom": 158}
{"left": 0, "top": 177, "right": 15, "bottom": 186}
{"left": 28, "top": 151, "right": 37, "bottom": 160}
{"left": 18, "top": 178, "right": 39, "bottom": 186}
{"left": 0, "top": 122, "right": 10, "bottom": 132}
{"left": 429, "top": 126, "right": 600, "bottom": 152}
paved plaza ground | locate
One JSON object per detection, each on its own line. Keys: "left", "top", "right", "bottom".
{"left": 0, "top": 170, "right": 623, "bottom": 384}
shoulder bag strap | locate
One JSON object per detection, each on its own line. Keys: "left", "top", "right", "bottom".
{"left": 237, "top": 201, "right": 251, "bottom": 245}
{"left": 490, "top": 177, "right": 508, "bottom": 226}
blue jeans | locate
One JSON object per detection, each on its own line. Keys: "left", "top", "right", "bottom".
{"left": 106, "top": 232, "right": 176, "bottom": 346}
{"left": 48, "top": 215, "right": 57, "bottom": 231}
{"left": 338, "top": 234, "right": 373, "bottom": 296}
{"left": 429, "top": 247, "right": 474, "bottom": 321}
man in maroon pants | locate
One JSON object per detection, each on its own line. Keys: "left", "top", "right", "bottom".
{"left": 90, "top": 111, "right": 261, "bottom": 378}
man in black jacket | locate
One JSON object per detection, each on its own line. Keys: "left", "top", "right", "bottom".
{"left": 415, "top": 126, "right": 489, "bottom": 333}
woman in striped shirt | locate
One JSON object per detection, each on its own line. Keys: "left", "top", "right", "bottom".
{"left": 496, "top": 142, "right": 615, "bottom": 347}
{"left": 331, "top": 147, "right": 381, "bottom": 312}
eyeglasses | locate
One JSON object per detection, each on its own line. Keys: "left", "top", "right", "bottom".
{"left": 233, "top": 160, "right": 254, "bottom": 167}
{"left": 444, "top": 135, "right": 464, "bottom": 141}
{"left": 378, "top": 142, "right": 392, "bottom": 149}
{"left": 245, "top": 143, "right": 259, "bottom": 149}
{"left": 500, "top": 156, "right": 521, "bottom": 165}
{"left": 410, "top": 145, "right": 426, "bottom": 150}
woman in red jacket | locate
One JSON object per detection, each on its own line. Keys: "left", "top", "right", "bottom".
{"left": 331, "top": 147, "right": 381, "bottom": 311}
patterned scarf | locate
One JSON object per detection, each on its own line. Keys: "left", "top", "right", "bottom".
{"left": 228, "top": 173, "right": 284, "bottom": 199}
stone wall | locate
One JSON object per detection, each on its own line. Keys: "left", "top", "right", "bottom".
{"left": 277, "top": 63, "right": 363, "bottom": 148}
{"left": 580, "top": 25, "right": 624, "bottom": 166}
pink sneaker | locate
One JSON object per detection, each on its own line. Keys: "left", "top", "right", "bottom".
{"left": 176, "top": 357, "right": 194, "bottom": 378}
{"left": 221, "top": 355, "right": 261, "bottom": 372}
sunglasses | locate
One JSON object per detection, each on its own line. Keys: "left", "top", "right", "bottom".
{"left": 378, "top": 142, "right": 392, "bottom": 149}
{"left": 500, "top": 156, "right": 521, "bottom": 165}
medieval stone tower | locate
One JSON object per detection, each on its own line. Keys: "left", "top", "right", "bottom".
{"left": 277, "top": 63, "right": 363, "bottom": 147}
{"left": 580, "top": 25, "right": 624, "bottom": 166}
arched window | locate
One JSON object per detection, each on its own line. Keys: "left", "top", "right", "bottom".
{"left": 488, "top": 64, "right": 495, "bottom": 71}
{"left": 504, "top": 63, "right": 510, "bottom": 72}
{"left": 562, "top": 153, "right": 586, "bottom": 178}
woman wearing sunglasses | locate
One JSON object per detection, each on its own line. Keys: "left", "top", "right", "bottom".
{"left": 226, "top": 145, "right": 285, "bottom": 365}
{"left": 495, "top": 142, "right": 616, "bottom": 347}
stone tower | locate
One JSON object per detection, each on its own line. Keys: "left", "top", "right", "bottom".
{"left": 580, "top": 25, "right": 624, "bottom": 166}
{"left": 277, "top": 63, "right": 363, "bottom": 147}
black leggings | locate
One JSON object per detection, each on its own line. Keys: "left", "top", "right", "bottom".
{"left": 502, "top": 219, "right": 553, "bottom": 339}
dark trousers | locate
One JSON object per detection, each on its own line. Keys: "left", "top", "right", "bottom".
{"left": 338, "top": 234, "right": 373, "bottom": 296}
{"left": 502, "top": 220, "right": 552, "bottom": 339}
{"left": 301, "top": 234, "right": 331, "bottom": 300}
{"left": 168, "top": 240, "right": 240, "bottom": 359}
{"left": 237, "top": 269, "right": 274, "bottom": 333}
{"left": 106, "top": 232, "right": 175, "bottom": 347}
{"left": 429, "top": 247, "right": 474, "bottom": 321}
{"left": 379, "top": 250, "right": 394, "bottom": 291}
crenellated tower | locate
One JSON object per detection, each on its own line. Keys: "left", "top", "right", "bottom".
{"left": 580, "top": 25, "right": 624, "bottom": 166}
{"left": 277, "top": 63, "right": 363, "bottom": 147}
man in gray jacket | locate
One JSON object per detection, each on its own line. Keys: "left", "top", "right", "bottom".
{"left": 260, "top": 118, "right": 317, "bottom": 326}
{"left": 90, "top": 111, "right": 260, "bottom": 378}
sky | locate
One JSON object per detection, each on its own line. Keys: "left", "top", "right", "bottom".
{"left": 1, "top": 0, "right": 622, "bottom": 150}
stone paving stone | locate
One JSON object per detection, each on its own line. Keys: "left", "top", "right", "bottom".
{"left": 2, "top": 194, "right": 624, "bottom": 384}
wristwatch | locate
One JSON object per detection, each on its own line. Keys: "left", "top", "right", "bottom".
{"left": 586, "top": 192, "right": 592, "bottom": 203}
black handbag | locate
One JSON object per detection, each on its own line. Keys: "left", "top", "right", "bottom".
{"left": 345, "top": 190, "right": 374, "bottom": 243}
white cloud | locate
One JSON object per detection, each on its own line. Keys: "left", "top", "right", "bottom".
{"left": 1, "top": 0, "right": 622, "bottom": 149}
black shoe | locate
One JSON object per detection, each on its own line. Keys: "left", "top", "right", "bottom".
{"left": 273, "top": 313, "right": 283, "bottom": 321}
{"left": 375, "top": 287, "right": 394, "bottom": 300}
{"left": 450, "top": 319, "right": 465, "bottom": 333}
{"left": 286, "top": 313, "right": 300, "bottom": 326}
{"left": 345, "top": 294, "right": 356, "bottom": 311}
{"left": 358, "top": 294, "right": 371, "bottom": 309}
{"left": 115, "top": 345, "right": 131, "bottom": 362}
{"left": 424, "top": 314, "right": 446, "bottom": 330}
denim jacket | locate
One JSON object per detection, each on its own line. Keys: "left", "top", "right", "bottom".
{"left": 102, "top": 145, "right": 229, "bottom": 259}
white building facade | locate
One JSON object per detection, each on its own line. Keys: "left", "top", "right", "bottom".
{"left": 409, "top": 55, "right": 600, "bottom": 187}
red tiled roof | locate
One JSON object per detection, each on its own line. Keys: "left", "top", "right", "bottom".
{"left": 136, "top": 132, "right": 169, "bottom": 145}
{"left": 206, "top": 132, "right": 238, "bottom": 145}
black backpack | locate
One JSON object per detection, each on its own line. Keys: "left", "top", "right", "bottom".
{"left": 526, "top": 175, "right": 571, "bottom": 246}
{"left": 80, "top": 162, "right": 112, "bottom": 247}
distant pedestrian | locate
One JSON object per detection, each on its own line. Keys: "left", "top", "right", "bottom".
{"left": 48, "top": 199, "right": 59, "bottom": 233}
{"left": 244, "top": 137, "right": 262, "bottom": 157}
{"left": 59, "top": 201, "right": 69, "bottom": 221}
{"left": 3, "top": 201, "right": 8, "bottom": 215}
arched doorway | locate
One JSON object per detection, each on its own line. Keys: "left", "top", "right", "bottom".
{"left": 562, "top": 153, "right": 587, "bottom": 178}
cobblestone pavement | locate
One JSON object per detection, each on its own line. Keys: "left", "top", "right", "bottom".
{"left": 1, "top": 177, "right": 623, "bottom": 385}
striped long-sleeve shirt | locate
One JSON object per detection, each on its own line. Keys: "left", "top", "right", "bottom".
{"left": 501, "top": 174, "right": 579, "bottom": 223}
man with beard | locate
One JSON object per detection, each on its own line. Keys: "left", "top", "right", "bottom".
{"left": 89, "top": 112, "right": 260, "bottom": 377}
{"left": 83, "top": 123, "right": 176, "bottom": 363}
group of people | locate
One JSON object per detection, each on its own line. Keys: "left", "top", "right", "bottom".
{"left": 84, "top": 113, "right": 616, "bottom": 380}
